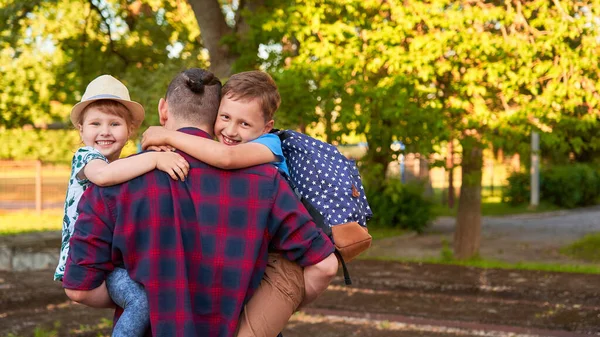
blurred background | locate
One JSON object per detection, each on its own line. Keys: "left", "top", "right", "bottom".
{"left": 3, "top": 1, "right": 600, "bottom": 336}
{"left": 3, "top": 0, "right": 600, "bottom": 255}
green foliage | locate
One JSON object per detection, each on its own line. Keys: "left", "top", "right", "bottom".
{"left": 502, "top": 171, "right": 531, "bottom": 206}
{"left": 4, "top": 0, "right": 600, "bottom": 231}
{"left": 440, "top": 239, "right": 454, "bottom": 262}
{"left": 0, "top": 0, "right": 207, "bottom": 128}
{"left": 0, "top": 129, "right": 137, "bottom": 164}
{"left": 542, "top": 164, "right": 600, "bottom": 208}
{"left": 366, "top": 179, "right": 435, "bottom": 233}
{"left": 504, "top": 165, "right": 600, "bottom": 209}
{"left": 562, "top": 233, "right": 600, "bottom": 262}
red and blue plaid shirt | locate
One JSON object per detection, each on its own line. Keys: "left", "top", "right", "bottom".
{"left": 63, "top": 127, "right": 335, "bottom": 337}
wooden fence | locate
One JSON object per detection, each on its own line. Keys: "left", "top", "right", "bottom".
{"left": 0, "top": 160, "right": 69, "bottom": 213}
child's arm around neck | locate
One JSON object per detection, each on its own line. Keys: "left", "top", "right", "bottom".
{"left": 81, "top": 150, "right": 189, "bottom": 186}
{"left": 142, "top": 127, "right": 277, "bottom": 169}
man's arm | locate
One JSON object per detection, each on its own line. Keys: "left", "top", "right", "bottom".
{"left": 65, "top": 281, "right": 115, "bottom": 308}
{"left": 63, "top": 185, "right": 117, "bottom": 306}
{"left": 268, "top": 174, "right": 337, "bottom": 305}
{"left": 299, "top": 253, "right": 338, "bottom": 307}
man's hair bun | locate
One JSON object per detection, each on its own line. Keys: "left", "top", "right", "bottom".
{"left": 183, "top": 69, "right": 206, "bottom": 93}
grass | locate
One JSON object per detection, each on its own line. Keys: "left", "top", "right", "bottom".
{"left": 362, "top": 255, "right": 600, "bottom": 274}
{"left": 367, "top": 226, "right": 407, "bottom": 240}
{"left": 3, "top": 319, "right": 112, "bottom": 337}
{"left": 0, "top": 209, "right": 62, "bottom": 235}
{"left": 433, "top": 200, "right": 562, "bottom": 217}
{"left": 362, "top": 236, "right": 600, "bottom": 275}
{"left": 561, "top": 233, "right": 600, "bottom": 262}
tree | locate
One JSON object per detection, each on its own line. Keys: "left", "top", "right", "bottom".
{"left": 393, "top": 0, "right": 600, "bottom": 258}
{"left": 3, "top": 0, "right": 600, "bottom": 260}
{"left": 0, "top": 0, "right": 206, "bottom": 127}
{"left": 255, "top": 0, "right": 444, "bottom": 193}
{"left": 261, "top": 0, "right": 600, "bottom": 258}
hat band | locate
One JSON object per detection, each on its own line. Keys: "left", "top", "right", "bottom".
{"left": 84, "top": 94, "right": 124, "bottom": 101}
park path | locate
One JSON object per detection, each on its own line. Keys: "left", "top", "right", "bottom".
{"left": 4, "top": 206, "right": 600, "bottom": 271}
{"left": 364, "top": 206, "right": 600, "bottom": 265}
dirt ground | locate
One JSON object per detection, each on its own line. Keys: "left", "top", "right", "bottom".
{"left": 3, "top": 208, "right": 600, "bottom": 336}
{"left": 2, "top": 261, "right": 600, "bottom": 337}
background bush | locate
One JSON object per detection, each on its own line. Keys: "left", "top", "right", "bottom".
{"left": 0, "top": 129, "right": 138, "bottom": 164}
{"left": 502, "top": 171, "right": 531, "bottom": 206}
{"left": 366, "top": 178, "right": 435, "bottom": 233}
{"left": 541, "top": 164, "right": 600, "bottom": 208}
{"left": 504, "top": 164, "right": 600, "bottom": 208}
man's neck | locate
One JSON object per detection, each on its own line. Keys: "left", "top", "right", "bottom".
{"left": 167, "top": 121, "right": 213, "bottom": 137}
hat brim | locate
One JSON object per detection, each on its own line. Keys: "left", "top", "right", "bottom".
{"left": 70, "top": 98, "right": 145, "bottom": 129}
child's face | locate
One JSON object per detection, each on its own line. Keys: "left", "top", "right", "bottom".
{"left": 214, "top": 95, "right": 273, "bottom": 145}
{"left": 79, "top": 107, "right": 130, "bottom": 162}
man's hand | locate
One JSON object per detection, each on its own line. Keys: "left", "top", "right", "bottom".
{"left": 65, "top": 281, "right": 115, "bottom": 308}
{"left": 142, "top": 126, "right": 175, "bottom": 150}
{"left": 299, "top": 253, "right": 338, "bottom": 308}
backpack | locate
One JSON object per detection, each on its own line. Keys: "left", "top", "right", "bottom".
{"left": 272, "top": 129, "right": 373, "bottom": 284}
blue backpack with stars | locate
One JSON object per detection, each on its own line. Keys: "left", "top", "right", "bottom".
{"left": 272, "top": 129, "right": 373, "bottom": 284}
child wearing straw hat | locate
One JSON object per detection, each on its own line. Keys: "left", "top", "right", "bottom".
{"left": 55, "top": 75, "right": 189, "bottom": 337}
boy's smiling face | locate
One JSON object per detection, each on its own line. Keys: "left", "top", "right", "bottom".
{"left": 214, "top": 95, "right": 274, "bottom": 145}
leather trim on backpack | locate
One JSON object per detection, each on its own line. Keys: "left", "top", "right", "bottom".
{"left": 331, "top": 222, "right": 372, "bottom": 262}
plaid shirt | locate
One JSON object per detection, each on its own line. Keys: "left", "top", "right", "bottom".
{"left": 63, "top": 127, "right": 335, "bottom": 337}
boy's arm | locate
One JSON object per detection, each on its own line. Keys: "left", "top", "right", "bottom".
{"left": 81, "top": 151, "right": 189, "bottom": 186}
{"left": 142, "top": 127, "right": 276, "bottom": 169}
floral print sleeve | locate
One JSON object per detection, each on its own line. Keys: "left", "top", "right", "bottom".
{"left": 54, "top": 147, "right": 108, "bottom": 281}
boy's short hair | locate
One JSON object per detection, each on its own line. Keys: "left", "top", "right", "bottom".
{"left": 222, "top": 71, "right": 281, "bottom": 121}
{"left": 166, "top": 68, "right": 222, "bottom": 126}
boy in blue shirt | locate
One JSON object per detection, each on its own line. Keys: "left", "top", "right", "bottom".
{"left": 142, "top": 70, "right": 334, "bottom": 337}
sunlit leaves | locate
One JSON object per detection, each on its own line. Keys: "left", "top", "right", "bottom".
{"left": 0, "top": 0, "right": 206, "bottom": 128}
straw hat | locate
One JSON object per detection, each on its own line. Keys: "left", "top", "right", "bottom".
{"left": 70, "top": 75, "right": 145, "bottom": 128}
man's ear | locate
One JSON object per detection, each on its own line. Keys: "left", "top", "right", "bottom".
{"left": 158, "top": 98, "right": 168, "bottom": 126}
{"left": 263, "top": 119, "right": 274, "bottom": 134}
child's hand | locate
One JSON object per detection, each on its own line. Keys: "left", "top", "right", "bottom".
{"left": 156, "top": 152, "right": 190, "bottom": 181}
{"left": 147, "top": 145, "right": 176, "bottom": 152}
{"left": 142, "top": 126, "right": 173, "bottom": 150}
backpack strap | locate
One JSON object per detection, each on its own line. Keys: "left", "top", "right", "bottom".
{"left": 299, "top": 196, "right": 352, "bottom": 285}
{"left": 335, "top": 250, "right": 352, "bottom": 285}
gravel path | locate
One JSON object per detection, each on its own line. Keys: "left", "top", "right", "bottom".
{"left": 364, "top": 207, "right": 600, "bottom": 264}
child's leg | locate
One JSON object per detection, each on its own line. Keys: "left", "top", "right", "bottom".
{"left": 106, "top": 267, "right": 150, "bottom": 337}
{"left": 236, "top": 253, "right": 304, "bottom": 337}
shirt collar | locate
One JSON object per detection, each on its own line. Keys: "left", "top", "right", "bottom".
{"left": 177, "top": 127, "right": 212, "bottom": 139}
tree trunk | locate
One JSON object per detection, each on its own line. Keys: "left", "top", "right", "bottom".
{"left": 187, "top": 0, "right": 237, "bottom": 79}
{"left": 364, "top": 130, "right": 393, "bottom": 193}
{"left": 453, "top": 138, "right": 483, "bottom": 259}
{"left": 447, "top": 140, "right": 455, "bottom": 209}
